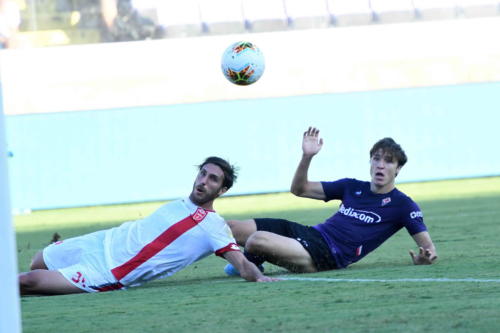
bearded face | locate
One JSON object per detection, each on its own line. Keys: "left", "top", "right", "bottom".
{"left": 189, "top": 163, "right": 227, "bottom": 208}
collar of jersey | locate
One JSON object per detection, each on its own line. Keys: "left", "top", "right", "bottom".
{"left": 184, "top": 197, "right": 216, "bottom": 213}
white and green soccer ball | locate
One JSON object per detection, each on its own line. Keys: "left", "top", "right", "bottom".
{"left": 221, "top": 41, "right": 265, "bottom": 85}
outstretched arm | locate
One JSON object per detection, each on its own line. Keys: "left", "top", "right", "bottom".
{"left": 409, "top": 231, "right": 438, "bottom": 265}
{"left": 223, "top": 251, "right": 279, "bottom": 282}
{"left": 290, "top": 127, "right": 326, "bottom": 200}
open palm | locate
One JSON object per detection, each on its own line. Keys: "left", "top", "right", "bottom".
{"left": 302, "top": 127, "right": 324, "bottom": 156}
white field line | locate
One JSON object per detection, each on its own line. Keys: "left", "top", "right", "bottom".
{"left": 278, "top": 277, "right": 500, "bottom": 283}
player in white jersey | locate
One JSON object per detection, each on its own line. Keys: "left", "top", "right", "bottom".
{"left": 19, "top": 157, "right": 277, "bottom": 295}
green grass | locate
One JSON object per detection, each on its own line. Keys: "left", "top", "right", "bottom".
{"left": 16, "top": 177, "right": 500, "bottom": 332}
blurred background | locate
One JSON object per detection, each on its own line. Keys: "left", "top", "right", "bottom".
{"left": 1, "top": 0, "right": 500, "bottom": 212}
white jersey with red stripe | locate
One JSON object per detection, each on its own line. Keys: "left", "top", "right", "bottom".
{"left": 104, "top": 197, "right": 239, "bottom": 288}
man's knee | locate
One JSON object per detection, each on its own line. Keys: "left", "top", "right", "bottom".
{"left": 30, "top": 251, "right": 48, "bottom": 270}
{"left": 245, "top": 231, "right": 271, "bottom": 254}
{"left": 19, "top": 271, "right": 42, "bottom": 292}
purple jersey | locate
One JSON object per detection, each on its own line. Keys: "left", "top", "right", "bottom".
{"left": 313, "top": 178, "right": 427, "bottom": 268}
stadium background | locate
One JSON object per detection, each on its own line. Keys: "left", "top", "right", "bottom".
{"left": 2, "top": 0, "right": 500, "bottom": 211}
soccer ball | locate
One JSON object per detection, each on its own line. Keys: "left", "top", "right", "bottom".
{"left": 221, "top": 41, "right": 265, "bottom": 85}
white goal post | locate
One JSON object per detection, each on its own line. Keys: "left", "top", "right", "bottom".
{"left": 0, "top": 84, "right": 21, "bottom": 332}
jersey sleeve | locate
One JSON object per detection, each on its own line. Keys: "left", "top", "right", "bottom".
{"left": 321, "top": 178, "right": 352, "bottom": 202}
{"left": 209, "top": 221, "right": 240, "bottom": 257}
{"left": 402, "top": 200, "right": 428, "bottom": 235}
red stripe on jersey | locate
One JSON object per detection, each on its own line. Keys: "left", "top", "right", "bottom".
{"left": 215, "top": 243, "right": 240, "bottom": 257}
{"left": 90, "top": 282, "right": 124, "bottom": 292}
{"left": 111, "top": 208, "right": 208, "bottom": 281}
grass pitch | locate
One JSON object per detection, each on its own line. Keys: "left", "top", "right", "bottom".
{"left": 16, "top": 177, "right": 500, "bottom": 332}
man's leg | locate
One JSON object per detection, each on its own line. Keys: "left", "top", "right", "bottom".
{"left": 19, "top": 270, "right": 85, "bottom": 295}
{"left": 228, "top": 218, "right": 319, "bottom": 273}
{"left": 245, "top": 231, "right": 317, "bottom": 273}
{"left": 224, "top": 219, "right": 265, "bottom": 275}
{"left": 21, "top": 248, "right": 84, "bottom": 295}
{"left": 227, "top": 219, "right": 258, "bottom": 246}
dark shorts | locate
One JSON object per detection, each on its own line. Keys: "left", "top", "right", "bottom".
{"left": 254, "top": 218, "right": 337, "bottom": 271}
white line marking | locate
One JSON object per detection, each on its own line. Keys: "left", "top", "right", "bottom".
{"left": 278, "top": 276, "right": 500, "bottom": 283}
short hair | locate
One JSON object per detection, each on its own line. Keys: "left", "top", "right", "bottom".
{"left": 369, "top": 138, "right": 408, "bottom": 167}
{"left": 199, "top": 156, "right": 238, "bottom": 190}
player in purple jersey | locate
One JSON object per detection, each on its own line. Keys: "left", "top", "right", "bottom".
{"left": 225, "top": 127, "right": 437, "bottom": 275}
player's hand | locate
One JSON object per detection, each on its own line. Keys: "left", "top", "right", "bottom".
{"left": 409, "top": 247, "right": 437, "bottom": 265}
{"left": 302, "top": 127, "right": 324, "bottom": 157}
{"left": 256, "top": 276, "right": 281, "bottom": 282}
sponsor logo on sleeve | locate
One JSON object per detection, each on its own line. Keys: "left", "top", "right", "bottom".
{"left": 410, "top": 211, "right": 423, "bottom": 219}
